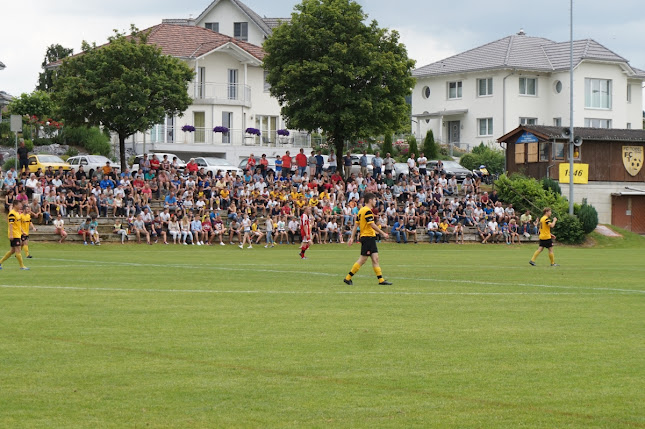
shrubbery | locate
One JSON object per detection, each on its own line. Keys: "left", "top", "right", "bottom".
{"left": 577, "top": 203, "right": 599, "bottom": 234}
{"left": 541, "top": 177, "right": 561, "bottom": 195}
{"left": 62, "top": 126, "right": 111, "bottom": 156}
{"left": 459, "top": 143, "right": 505, "bottom": 174}
{"left": 422, "top": 130, "right": 439, "bottom": 159}
{"left": 3, "top": 158, "right": 16, "bottom": 172}
{"left": 553, "top": 213, "right": 585, "bottom": 245}
{"left": 407, "top": 135, "right": 419, "bottom": 158}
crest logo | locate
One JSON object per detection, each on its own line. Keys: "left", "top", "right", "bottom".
{"left": 623, "top": 146, "right": 643, "bottom": 176}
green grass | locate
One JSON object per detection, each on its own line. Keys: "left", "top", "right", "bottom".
{"left": 0, "top": 240, "right": 644, "bottom": 428}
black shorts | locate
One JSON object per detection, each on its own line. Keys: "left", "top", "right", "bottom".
{"left": 10, "top": 238, "right": 21, "bottom": 247}
{"left": 360, "top": 236, "right": 378, "bottom": 256}
{"left": 21, "top": 235, "right": 29, "bottom": 241}
{"left": 539, "top": 238, "right": 553, "bottom": 248}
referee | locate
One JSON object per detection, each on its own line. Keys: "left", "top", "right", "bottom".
{"left": 529, "top": 207, "right": 559, "bottom": 267}
{"left": 344, "top": 193, "right": 392, "bottom": 285}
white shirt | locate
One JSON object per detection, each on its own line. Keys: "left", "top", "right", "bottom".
{"left": 407, "top": 157, "right": 416, "bottom": 169}
{"left": 488, "top": 221, "right": 498, "bottom": 232}
{"left": 417, "top": 156, "right": 427, "bottom": 168}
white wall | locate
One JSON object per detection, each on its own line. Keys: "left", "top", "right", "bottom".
{"left": 196, "top": 0, "right": 266, "bottom": 46}
{"left": 559, "top": 181, "right": 643, "bottom": 224}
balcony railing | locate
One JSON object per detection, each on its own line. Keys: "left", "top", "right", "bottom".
{"left": 138, "top": 127, "right": 311, "bottom": 148}
{"left": 189, "top": 82, "right": 252, "bottom": 107}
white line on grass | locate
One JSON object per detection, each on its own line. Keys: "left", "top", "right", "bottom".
{"left": 37, "top": 257, "right": 645, "bottom": 295}
{"left": 0, "top": 284, "right": 615, "bottom": 296}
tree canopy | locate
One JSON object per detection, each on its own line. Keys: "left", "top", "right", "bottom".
{"left": 52, "top": 28, "right": 194, "bottom": 169}
{"left": 36, "top": 44, "right": 74, "bottom": 92}
{"left": 263, "top": 0, "right": 415, "bottom": 176}
{"left": 9, "top": 90, "right": 55, "bottom": 119}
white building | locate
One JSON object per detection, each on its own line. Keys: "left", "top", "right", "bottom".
{"left": 411, "top": 31, "right": 645, "bottom": 153}
{"left": 125, "top": 0, "right": 303, "bottom": 163}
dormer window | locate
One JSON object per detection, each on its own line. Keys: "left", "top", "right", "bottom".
{"left": 205, "top": 22, "right": 219, "bottom": 32}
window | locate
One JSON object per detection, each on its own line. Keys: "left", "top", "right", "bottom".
{"left": 222, "top": 112, "right": 232, "bottom": 144}
{"left": 422, "top": 86, "right": 431, "bottom": 99}
{"left": 197, "top": 67, "right": 206, "bottom": 98}
{"left": 234, "top": 22, "right": 248, "bottom": 41}
{"left": 515, "top": 144, "right": 525, "bottom": 164}
{"left": 448, "top": 81, "right": 462, "bottom": 99}
{"left": 477, "top": 78, "right": 493, "bottom": 96}
{"left": 584, "top": 118, "right": 611, "bottom": 128}
{"left": 255, "top": 115, "right": 278, "bottom": 145}
{"left": 228, "top": 69, "right": 238, "bottom": 100}
{"left": 478, "top": 118, "right": 493, "bottom": 136}
{"left": 519, "top": 77, "right": 537, "bottom": 95}
{"left": 553, "top": 117, "right": 562, "bottom": 127}
{"left": 553, "top": 142, "right": 565, "bottom": 160}
{"left": 539, "top": 142, "right": 549, "bottom": 161}
{"left": 520, "top": 117, "right": 537, "bottom": 125}
{"left": 264, "top": 71, "right": 271, "bottom": 92}
{"left": 585, "top": 78, "right": 612, "bottom": 109}
{"left": 627, "top": 123, "right": 632, "bottom": 129}
{"left": 554, "top": 80, "right": 563, "bottom": 93}
{"left": 627, "top": 84, "right": 632, "bottom": 103}
{"left": 205, "top": 22, "right": 219, "bottom": 32}
{"left": 527, "top": 142, "right": 538, "bottom": 163}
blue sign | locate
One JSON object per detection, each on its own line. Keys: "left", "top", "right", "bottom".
{"left": 517, "top": 131, "right": 539, "bottom": 143}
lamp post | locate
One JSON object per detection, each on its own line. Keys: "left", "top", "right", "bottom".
{"left": 568, "top": 0, "right": 575, "bottom": 215}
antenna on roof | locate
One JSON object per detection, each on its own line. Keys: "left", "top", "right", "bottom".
{"left": 517, "top": 28, "right": 526, "bottom": 36}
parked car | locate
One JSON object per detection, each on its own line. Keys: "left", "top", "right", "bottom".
{"left": 337, "top": 154, "right": 374, "bottom": 176}
{"left": 131, "top": 153, "right": 187, "bottom": 173}
{"left": 67, "top": 155, "right": 115, "bottom": 177}
{"left": 393, "top": 162, "right": 409, "bottom": 180}
{"left": 194, "top": 157, "right": 243, "bottom": 176}
{"left": 27, "top": 154, "right": 71, "bottom": 174}
{"left": 429, "top": 160, "right": 471, "bottom": 181}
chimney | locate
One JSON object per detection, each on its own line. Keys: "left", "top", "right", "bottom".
{"left": 517, "top": 28, "right": 526, "bottom": 36}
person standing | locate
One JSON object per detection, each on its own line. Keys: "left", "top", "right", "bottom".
{"left": 265, "top": 215, "right": 275, "bottom": 248}
{"left": 417, "top": 152, "right": 428, "bottom": 176}
{"left": 281, "top": 151, "right": 292, "bottom": 178}
{"left": 343, "top": 152, "right": 352, "bottom": 179}
{"left": 299, "top": 206, "right": 312, "bottom": 259}
{"left": 359, "top": 151, "right": 368, "bottom": 178}
{"left": 371, "top": 151, "right": 383, "bottom": 179}
{"left": 17, "top": 140, "right": 29, "bottom": 173}
{"left": 296, "top": 149, "right": 308, "bottom": 177}
{"left": 383, "top": 153, "right": 394, "bottom": 178}
{"left": 21, "top": 205, "right": 37, "bottom": 258}
{"left": 343, "top": 192, "right": 391, "bottom": 285}
{"left": 0, "top": 201, "right": 29, "bottom": 270}
{"left": 328, "top": 150, "right": 337, "bottom": 174}
{"left": 530, "top": 207, "right": 559, "bottom": 267}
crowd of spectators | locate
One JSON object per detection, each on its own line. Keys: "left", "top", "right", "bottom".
{"left": 1, "top": 150, "right": 540, "bottom": 245}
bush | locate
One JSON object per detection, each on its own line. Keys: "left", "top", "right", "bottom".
{"left": 407, "top": 135, "right": 418, "bottom": 159}
{"left": 577, "top": 203, "right": 599, "bottom": 234}
{"left": 459, "top": 142, "right": 505, "bottom": 174}
{"left": 542, "top": 177, "right": 561, "bottom": 195}
{"left": 3, "top": 157, "right": 16, "bottom": 172}
{"left": 24, "top": 139, "right": 34, "bottom": 152}
{"left": 65, "top": 147, "right": 79, "bottom": 157}
{"left": 33, "top": 137, "right": 54, "bottom": 146}
{"left": 382, "top": 133, "right": 394, "bottom": 156}
{"left": 553, "top": 213, "right": 585, "bottom": 244}
{"left": 63, "top": 126, "right": 111, "bottom": 156}
{"left": 422, "top": 129, "right": 439, "bottom": 159}
{"left": 495, "top": 174, "right": 569, "bottom": 220}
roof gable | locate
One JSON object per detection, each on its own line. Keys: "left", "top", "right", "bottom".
{"left": 498, "top": 125, "right": 645, "bottom": 143}
{"left": 196, "top": 0, "right": 273, "bottom": 37}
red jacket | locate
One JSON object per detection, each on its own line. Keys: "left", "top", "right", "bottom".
{"left": 295, "top": 153, "right": 307, "bottom": 168}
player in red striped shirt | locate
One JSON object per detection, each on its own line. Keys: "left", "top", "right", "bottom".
{"left": 299, "top": 207, "right": 312, "bottom": 259}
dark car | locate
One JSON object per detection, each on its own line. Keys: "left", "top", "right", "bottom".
{"left": 429, "top": 160, "right": 471, "bottom": 182}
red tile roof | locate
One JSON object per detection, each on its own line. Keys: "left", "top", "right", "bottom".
{"left": 48, "top": 23, "right": 265, "bottom": 67}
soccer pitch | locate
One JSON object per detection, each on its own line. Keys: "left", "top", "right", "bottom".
{"left": 1, "top": 238, "right": 644, "bottom": 428}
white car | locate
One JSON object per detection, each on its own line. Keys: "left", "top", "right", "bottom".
{"left": 67, "top": 155, "right": 115, "bottom": 177}
{"left": 194, "top": 157, "right": 243, "bottom": 176}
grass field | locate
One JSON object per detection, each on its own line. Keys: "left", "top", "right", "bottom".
{"left": 1, "top": 232, "right": 644, "bottom": 428}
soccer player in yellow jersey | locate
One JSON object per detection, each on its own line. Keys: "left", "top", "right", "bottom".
{"left": 529, "top": 207, "right": 559, "bottom": 267}
{"left": 344, "top": 193, "right": 392, "bottom": 285}
{"left": 0, "top": 200, "right": 29, "bottom": 270}
{"left": 21, "top": 205, "right": 37, "bottom": 258}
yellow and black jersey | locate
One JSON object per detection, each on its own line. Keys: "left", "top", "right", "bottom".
{"left": 357, "top": 206, "right": 376, "bottom": 237}
{"left": 8, "top": 210, "right": 22, "bottom": 239}
{"left": 539, "top": 215, "right": 553, "bottom": 240}
{"left": 21, "top": 213, "right": 32, "bottom": 236}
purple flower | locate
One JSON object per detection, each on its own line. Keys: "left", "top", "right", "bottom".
{"left": 277, "top": 129, "right": 290, "bottom": 136}
{"left": 182, "top": 125, "right": 196, "bottom": 132}
{"left": 245, "top": 127, "right": 261, "bottom": 136}
{"left": 213, "top": 126, "right": 229, "bottom": 133}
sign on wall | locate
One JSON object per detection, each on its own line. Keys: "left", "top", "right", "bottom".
{"left": 516, "top": 132, "right": 539, "bottom": 143}
{"left": 622, "top": 146, "right": 643, "bottom": 176}
{"left": 559, "top": 163, "right": 589, "bottom": 184}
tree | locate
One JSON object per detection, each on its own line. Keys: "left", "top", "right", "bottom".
{"left": 53, "top": 28, "right": 194, "bottom": 170}
{"left": 263, "top": 0, "right": 415, "bottom": 177}
{"left": 8, "top": 91, "right": 55, "bottom": 119}
{"left": 36, "top": 44, "right": 74, "bottom": 92}
{"left": 422, "top": 129, "right": 439, "bottom": 160}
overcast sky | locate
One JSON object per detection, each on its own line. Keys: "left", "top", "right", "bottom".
{"left": 1, "top": 0, "right": 644, "bottom": 106}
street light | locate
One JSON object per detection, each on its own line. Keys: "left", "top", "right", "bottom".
{"left": 568, "top": 0, "right": 575, "bottom": 215}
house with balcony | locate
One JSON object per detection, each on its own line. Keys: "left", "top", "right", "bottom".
{"left": 411, "top": 30, "right": 645, "bottom": 153}
{"left": 120, "top": 22, "right": 309, "bottom": 163}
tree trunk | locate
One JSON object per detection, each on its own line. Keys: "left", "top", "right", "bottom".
{"left": 332, "top": 136, "right": 346, "bottom": 179}
{"left": 119, "top": 133, "right": 127, "bottom": 172}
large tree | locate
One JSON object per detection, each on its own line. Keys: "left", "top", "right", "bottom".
{"left": 263, "top": 0, "right": 415, "bottom": 177}
{"left": 53, "top": 28, "right": 194, "bottom": 169}
{"left": 36, "top": 44, "right": 74, "bottom": 92}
